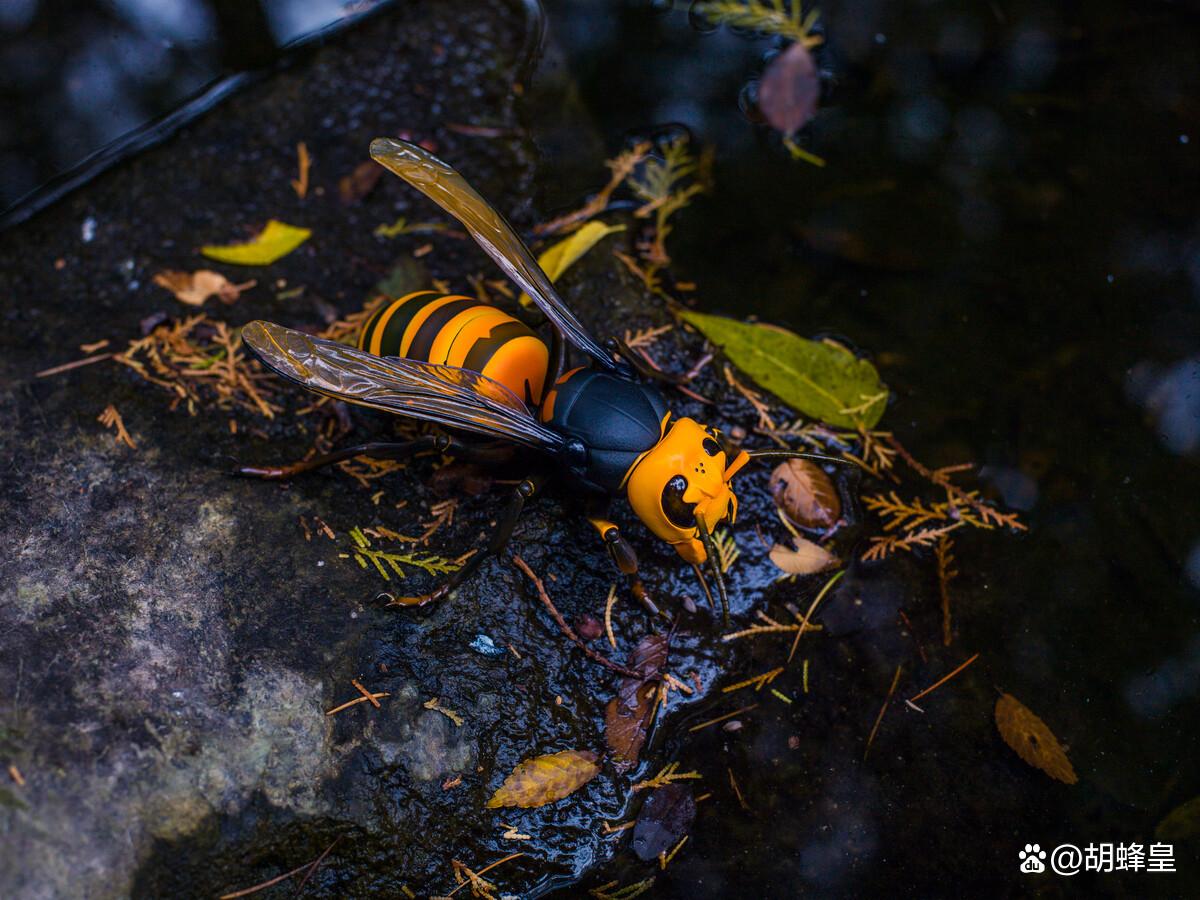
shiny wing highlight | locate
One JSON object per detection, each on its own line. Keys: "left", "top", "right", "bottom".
{"left": 369, "top": 137, "right": 619, "bottom": 372}
{"left": 243, "top": 320, "right": 568, "bottom": 453}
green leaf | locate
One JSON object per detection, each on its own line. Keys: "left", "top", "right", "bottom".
{"left": 201, "top": 220, "right": 311, "bottom": 266}
{"left": 519, "top": 221, "right": 625, "bottom": 308}
{"left": 679, "top": 311, "right": 887, "bottom": 428}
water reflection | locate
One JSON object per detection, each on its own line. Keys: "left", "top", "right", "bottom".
{"left": 1127, "top": 357, "right": 1200, "bottom": 455}
{"left": 0, "top": 0, "right": 386, "bottom": 213}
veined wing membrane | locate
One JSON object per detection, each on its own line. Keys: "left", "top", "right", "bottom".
{"left": 369, "top": 137, "right": 619, "bottom": 372}
{"left": 243, "top": 321, "right": 567, "bottom": 453}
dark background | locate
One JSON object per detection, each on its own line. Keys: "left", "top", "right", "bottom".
{"left": 2, "top": 0, "right": 1198, "bottom": 896}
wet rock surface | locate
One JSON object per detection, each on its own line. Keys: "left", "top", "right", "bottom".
{"left": 0, "top": 2, "right": 783, "bottom": 896}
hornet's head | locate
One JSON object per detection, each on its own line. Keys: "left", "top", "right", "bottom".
{"left": 623, "top": 415, "right": 846, "bottom": 623}
{"left": 624, "top": 416, "right": 748, "bottom": 565}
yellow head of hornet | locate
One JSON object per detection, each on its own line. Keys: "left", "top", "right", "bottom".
{"left": 625, "top": 416, "right": 750, "bottom": 564}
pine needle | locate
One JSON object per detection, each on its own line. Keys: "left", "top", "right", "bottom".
{"left": 908, "top": 653, "right": 980, "bottom": 705}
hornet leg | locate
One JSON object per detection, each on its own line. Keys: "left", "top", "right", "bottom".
{"left": 588, "top": 515, "right": 664, "bottom": 618}
{"left": 386, "top": 472, "right": 548, "bottom": 607}
{"left": 233, "top": 435, "right": 511, "bottom": 480}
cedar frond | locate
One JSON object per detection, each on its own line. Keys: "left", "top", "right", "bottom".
{"left": 860, "top": 522, "right": 965, "bottom": 561}
{"left": 342, "top": 526, "right": 460, "bottom": 580}
{"left": 694, "top": 0, "right": 824, "bottom": 47}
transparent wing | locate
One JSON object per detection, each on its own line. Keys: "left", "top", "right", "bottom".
{"left": 369, "top": 137, "right": 619, "bottom": 372}
{"left": 243, "top": 321, "right": 568, "bottom": 453}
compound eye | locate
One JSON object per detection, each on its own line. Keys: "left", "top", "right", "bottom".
{"left": 702, "top": 437, "right": 722, "bottom": 457}
{"left": 661, "top": 475, "right": 697, "bottom": 529}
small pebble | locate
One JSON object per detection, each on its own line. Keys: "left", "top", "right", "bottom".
{"left": 723, "top": 720, "right": 743, "bottom": 732}
{"left": 469, "top": 634, "right": 506, "bottom": 658}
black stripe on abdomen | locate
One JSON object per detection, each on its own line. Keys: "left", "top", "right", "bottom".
{"left": 406, "top": 299, "right": 482, "bottom": 362}
{"left": 375, "top": 293, "right": 436, "bottom": 358}
{"left": 462, "top": 321, "right": 534, "bottom": 372}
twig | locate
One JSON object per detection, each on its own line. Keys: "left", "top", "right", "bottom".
{"left": 604, "top": 583, "right": 619, "bottom": 649}
{"left": 728, "top": 768, "right": 750, "bottom": 811}
{"left": 291, "top": 141, "right": 311, "bottom": 199}
{"left": 325, "top": 691, "right": 390, "bottom": 716}
{"left": 908, "top": 653, "right": 980, "bottom": 704}
{"left": 512, "top": 556, "right": 638, "bottom": 678}
{"left": 659, "top": 835, "right": 689, "bottom": 869}
{"left": 722, "top": 667, "right": 783, "bottom": 693}
{"left": 35, "top": 353, "right": 112, "bottom": 378}
{"left": 864, "top": 665, "right": 903, "bottom": 760}
{"left": 293, "top": 834, "right": 342, "bottom": 896}
{"left": 351, "top": 679, "right": 380, "bottom": 708}
{"left": 935, "top": 534, "right": 958, "bottom": 646}
{"left": 687, "top": 703, "right": 758, "bottom": 732}
{"left": 898, "top": 610, "right": 928, "bottom": 664}
{"left": 787, "top": 570, "right": 843, "bottom": 662}
{"left": 218, "top": 835, "right": 342, "bottom": 899}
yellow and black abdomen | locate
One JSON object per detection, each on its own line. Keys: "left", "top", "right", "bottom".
{"left": 359, "top": 290, "right": 550, "bottom": 404}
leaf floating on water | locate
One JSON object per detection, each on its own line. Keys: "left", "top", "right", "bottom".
{"left": 518, "top": 221, "right": 625, "bottom": 308}
{"left": 632, "top": 783, "right": 697, "bottom": 862}
{"left": 769, "top": 536, "right": 839, "bottom": 575}
{"left": 770, "top": 459, "right": 840, "bottom": 529}
{"left": 606, "top": 681, "right": 659, "bottom": 770}
{"left": 201, "top": 220, "right": 311, "bottom": 266}
{"left": 758, "top": 41, "right": 819, "bottom": 138}
{"left": 994, "top": 693, "right": 1077, "bottom": 785}
{"left": 486, "top": 750, "right": 600, "bottom": 809}
{"left": 1156, "top": 796, "right": 1200, "bottom": 843}
{"left": 153, "top": 270, "right": 255, "bottom": 307}
{"left": 679, "top": 311, "right": 887, "bottom": 428}
{"left": 339, "top": 160, "right": 383, "bottom": 205}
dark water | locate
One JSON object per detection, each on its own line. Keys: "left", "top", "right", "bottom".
{"left": 534, "top": 2, "right": 1200, "bottom": 896}
{"left": 5, "top": 0, "right": 1198, "bottom": 896}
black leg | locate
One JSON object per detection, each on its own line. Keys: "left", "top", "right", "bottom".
{"left": 386, "top": 472, "right": 547, "bottom": 607}
{"left": 234, "top": 435, "right": 512, "bottom": 480}
{"left": 587, "top": 514, "right": 664, "bottom": 618}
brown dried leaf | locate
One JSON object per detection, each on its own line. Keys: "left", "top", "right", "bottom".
{"left": 758, "top": 42, "right": 819, "bottom": 137}
{"left": 626, "top": 633, "right": 669, "bottom": 685}
{"left": 606, "top": 681, "right": 659, "bottom": 771}
{"left": 995, "top": 693, "right": 1077, "bottom": 785}
{"left": 339, "top": 160, "right": 383, "bottom": 205}
{"left": 485, "top": 750, "right": 600, "bottom": 809}
{"left": 770, "top": 459, "right": 840, "bottom": 529}
{"left": 769, "top": 536, "right": 839, "bottom": 575}
{"left": 153, "top": 270, "right": 254, "bottom": 307}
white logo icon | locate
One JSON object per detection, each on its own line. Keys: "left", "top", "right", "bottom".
{"left": 1019, "top": 843, "right": 1047, "bottom": 873}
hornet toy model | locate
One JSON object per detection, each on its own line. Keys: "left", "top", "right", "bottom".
{"left": 239, "top": 138, "right": 839, "bottom": 622}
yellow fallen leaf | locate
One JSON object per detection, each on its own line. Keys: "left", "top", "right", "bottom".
{"left": 769, "top": 536, "right": 839, "bottom": 575}
{"left": 486, "top": 749, "right": 599, "bottom": 809}
{"left": 201, "top": 220, "right": 311, "bottom": 265}
{"left": 518, "top": 221, "right": 624, "bottom": 307}
{"left": 153, "top": 269, "right": 255, "bottom": 306}
{"left": 995, "top": 693, "right": 1077, "bottom": 784}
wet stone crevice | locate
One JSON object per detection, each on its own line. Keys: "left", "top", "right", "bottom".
{"left": 0, "top": 1, "right": 794, "bottom": 897}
